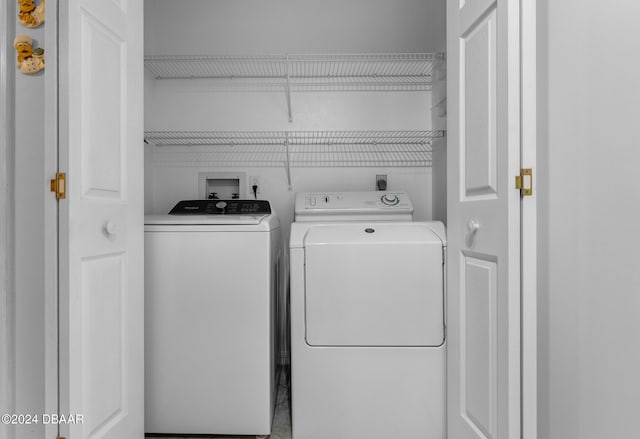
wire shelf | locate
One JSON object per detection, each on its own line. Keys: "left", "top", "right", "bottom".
{"left": 144, "top": 53, "right": 445, "bottom": 91}
{"left": 146, "top": 130, "right": 443, "bottom": 168}
{"left": 144, "top": 131, "right": 285, "bottom": 146}
{"left": 152, "top": 149, "right": 287, "bottom": 168}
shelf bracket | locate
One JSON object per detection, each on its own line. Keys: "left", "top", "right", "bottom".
{"left": 284, "top": 132, "right": 292, "bottom": 190}
{"left": 284, "top": 55, "right": 293, "bottom": 123}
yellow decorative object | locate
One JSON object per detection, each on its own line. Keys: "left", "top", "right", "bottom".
{"left": 14, "top": 34, "right": 45, "bottom": 75}
{"left": 18, "top": 0, "right": 45, "bottom": 28}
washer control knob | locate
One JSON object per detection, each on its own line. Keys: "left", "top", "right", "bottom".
{"left": 381, "top": 194, "right": 399, "bottom": 206}
{"left": 215, "top": 201, "right": 227, "bottom": 211}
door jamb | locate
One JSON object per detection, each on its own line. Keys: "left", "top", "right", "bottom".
{"left": 44, "top": 2, "right": 60, "bottom": 439}
{"left": 521, "top": 0, "right": 538, "bottom": 438}
{"left": 0, "top": 2, "right": 15, "bottom": 438}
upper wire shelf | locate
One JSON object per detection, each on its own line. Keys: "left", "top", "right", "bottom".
{"left": 144, "top": 53, "right": 445, "bottom": 91}
{"left": 145, "top": 130, "right": 444, "bottom": 168}
{"left": 144, "top": 130, "right": 442, "bottom": 147}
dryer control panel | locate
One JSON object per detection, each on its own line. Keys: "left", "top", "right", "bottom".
{"left": 294, "top": 191, "right": 413, "bottom": 222}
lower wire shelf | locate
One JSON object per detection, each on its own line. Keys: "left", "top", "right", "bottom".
{"left": 145, "top": 130, "right": 446, "bottom": 188}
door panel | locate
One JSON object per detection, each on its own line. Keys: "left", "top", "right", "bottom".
{"left": 80, "top": 13, "right": 125, "bottom": 198}
{"left": 59, "top": 0, "right": 143, "bottom": 438}
{"left": 461, "top": 252, "right": 498, "bottom": 439}
{"left": 82, "top": 253, "right": 126, "bottom": 437}
{"left": 447, "top": 0, "right": 521, "bottom": 438}
{"left": 461, "top": 6, "right": 497, "bottom": 199}
{"left": 460, "top": 0, "right": 496, "bottom": 31}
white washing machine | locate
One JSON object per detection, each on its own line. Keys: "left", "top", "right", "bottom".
{"left": 290, "top": 191, "right": 446, "bottom": 439}
{"left": 144, "top": 199, "right": 281, "bottom": 436}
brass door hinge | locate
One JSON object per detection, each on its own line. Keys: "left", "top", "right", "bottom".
{"left": 515, "top": 168, "right": 532, "bottom": 196}
{"left": 50, "top": 172, "right": 66, "bottom": 200}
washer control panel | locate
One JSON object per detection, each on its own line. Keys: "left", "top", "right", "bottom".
{"left": 295, "top": 191, "right": 413, "bottom": 221}
{"left": 169, "top": 199, "right": 271, "bottom": 215}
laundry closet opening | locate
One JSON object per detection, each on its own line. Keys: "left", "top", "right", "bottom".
{"left": 142, "top": 0, "right": 447, "bottom": 437}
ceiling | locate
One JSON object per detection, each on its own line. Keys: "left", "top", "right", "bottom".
{"left": 144, "top": 0, "right": 446, "bottom": 56}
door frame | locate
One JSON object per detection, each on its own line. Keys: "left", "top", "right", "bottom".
{"left": 521, "top": 1, "right": 537, "bottom": 439}
{"left": 0, "top": 1, "right": 15, "bottom": 438}
{"left": 43, "top": 2, "right": 60, "bottom": 439}
{"left": 0, "top": 2, "right": 59, "bottom": 439}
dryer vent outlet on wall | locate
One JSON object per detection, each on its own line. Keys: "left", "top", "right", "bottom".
{"left": 198, "top": 172, "right": 246, "bottom": 200}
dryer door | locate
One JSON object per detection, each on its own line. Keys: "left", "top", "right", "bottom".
{"left": 304, "top": 223, "right": 444, "bottom": 347}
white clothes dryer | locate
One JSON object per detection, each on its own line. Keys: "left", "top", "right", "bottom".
{"left": 290, "top": 191, "right": 446, "bottom": 439}
{"left": 144, "top": 199, "right": 281, "bottom": 436}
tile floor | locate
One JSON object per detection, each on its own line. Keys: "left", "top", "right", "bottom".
{"left": 266, "top": 374, "right": 292, "bottom": 439}
{"left": 147, "top": 368, "right": 292, "bottom": 439}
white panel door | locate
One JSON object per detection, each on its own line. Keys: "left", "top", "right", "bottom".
{"left": 58, "top": 0, "right": 144, "bottom": 438}
{"left": 447, "top": 0, "right": 521, "bottom": 438}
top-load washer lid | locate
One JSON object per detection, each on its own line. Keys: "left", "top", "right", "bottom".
{"left": 302, "top": 222, "right": 445, "bottom": 347}
{"left": 294, "top": 191, "right": 413, "bottom": 222}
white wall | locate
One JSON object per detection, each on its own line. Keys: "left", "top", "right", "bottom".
{"left": 538, "top": 1, "right": 640, "bottom": 437}
{"left": 144, "top": 0, "right": 446, "bottom": 55}
{"left": 9, "top": 2, "right": 48, "bottom": 438}
{"left": 430, "top": 64, "right": 446, "bottom": 223}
